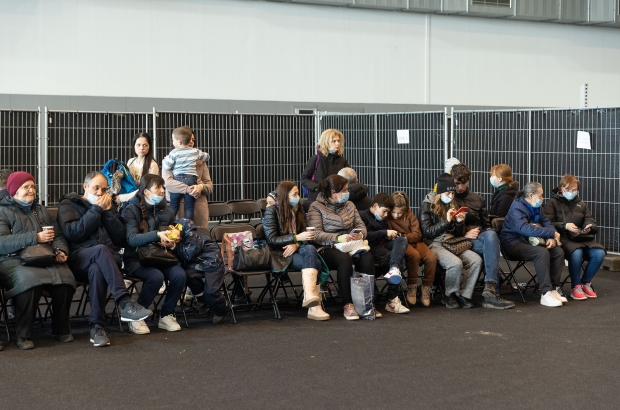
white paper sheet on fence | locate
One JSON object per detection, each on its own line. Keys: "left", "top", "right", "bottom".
{"left": 577, "top": 131, "right": 591, "bottom": 150}
{"left": 397, "top": 129, "right": 409, "bottom": 144}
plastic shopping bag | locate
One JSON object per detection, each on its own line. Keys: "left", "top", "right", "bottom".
{"left": 350, "top": 273, "right": 376, "bottom": 320}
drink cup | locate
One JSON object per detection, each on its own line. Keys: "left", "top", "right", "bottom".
{"left": 42, "top": 226, "right": 54, "bottom": 231}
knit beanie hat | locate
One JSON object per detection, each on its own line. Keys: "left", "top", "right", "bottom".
{"left": 6, "top": 172, "right": 35, "bottom": 197}
{"left": 436, "top": 173, "right": 456, "bottom": 195}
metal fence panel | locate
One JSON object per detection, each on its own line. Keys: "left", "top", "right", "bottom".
{"left": 46, "top": 111, "right": 152, "bottom": 205}
{"left": 242, "top": 114, "right": 316, "bottom": 201}
{"left": 0, "top": 110, "right": 40, "bottom": 202}
{"left": 155, "top": 112, "right": 242, "bottom": 202}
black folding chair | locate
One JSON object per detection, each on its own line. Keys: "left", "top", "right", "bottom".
{"left": 0, "top": 288, "right": 11, "bottom": 342}
{"left": 492, "top": 218, "right": 531, "bottom": 303}
{"left": 208, "top": 202, "right": 232, "bottom": 225}
{"left": 228, "top": 201, "right": 262, "bottom": 225}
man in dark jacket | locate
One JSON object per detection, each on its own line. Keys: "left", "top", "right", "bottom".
{"left": 58, "top": 171, "right": 152, "bottom": 347}
{"left": 0, "top": 169, "right": 12, "bottom": 200}
{"left": 450, "top": 163, "right": 514, "bottom": 310}
{"left": 338, "top": 167, "right": 371, "bottom": 211}
{"left": 360, "top": 193, "right": 410, "bottom": 314}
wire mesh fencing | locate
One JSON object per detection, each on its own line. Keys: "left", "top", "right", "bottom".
{"left": 46, "top": 111, "right": 153, "bottom": 205}
{"left": 0, "top": 109, "right": 40, "bottom": 201}
{"left": 320, "top": 112, "right": 445, "bottom": 216}
{"left": 453, "top": 108, "right": 620, "bottom": 253}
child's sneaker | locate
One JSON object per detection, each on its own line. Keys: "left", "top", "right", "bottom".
{"left": 406, "top": 284, "right": 417, "bottom": 305}
{"left": 570, "top": 285, "right": 587, "bottom": 300}
{"left": 582, "top": 282, "right": 597, "bottom": 298}
{"left": 385, "top": 297, "right": 410, "bottom": 314}
{"left": 383, "top": 267, "right": 402, "bottom": 285}
{"left": 343, "top": 303, "right": 359, "bottom": 320}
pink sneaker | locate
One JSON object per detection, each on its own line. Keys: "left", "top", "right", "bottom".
{"left": 570, "top": 285, "right": 587, "bottom": 300}
{"left": 343, "top": 303, "right": 359, "bottom": 320}
{"left": 582, "top": 283, "right": 597, "bottom": 298}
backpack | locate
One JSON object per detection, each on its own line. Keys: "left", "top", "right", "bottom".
{"left": 302, "top": 151, "right": 321, "bottom": 198}
{"left": 102, "top": 158, "right": 139, "bottom": 195}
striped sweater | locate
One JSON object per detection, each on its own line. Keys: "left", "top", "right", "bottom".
{"left": 307, "top": 193, "right": 367, "bottom": 246}
{"left": 162, "top": 147, "right": 210, "bottom": 177}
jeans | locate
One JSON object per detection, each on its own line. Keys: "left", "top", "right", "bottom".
{"left": 503, "top": 242, "right": 564, "bottom": 294}
{"left": 568, "top": 247, "right": 606, "bottom": 288}
{"left": 470, "top": 229, "right": 501, "bottom": 284}
{"left": 132, "top": 265, "right": 187, "bottom": 317}
{"left": 369, "top": 236, "right": 408, "bottom": 271}
{"left": 169, "top": 174, "right": 198, "bottom": 220}
{"left": 69, "top": 245, "right": 129, "bottom": 327}
{"left": 289, "top": 244, "right": 321, "bottom": 272}
{"left": 429, "top": 242, "right": 482, "bottom": 299}
{"left": 320, "top": 248, "right": 375, "bottom": 304}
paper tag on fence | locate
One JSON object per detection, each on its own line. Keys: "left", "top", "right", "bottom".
{"left": 397, "top": 129, "right": 409, "bottom": 144}
{"left": 577, "top": 131, "right": 591, "bottom": 150}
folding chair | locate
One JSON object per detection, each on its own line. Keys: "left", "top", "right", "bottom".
{"left": 228, "top": 201, "right": 262, "bottom": 225}
{"left": 208, "top": 202, "right": 232, "bottom": 225}
{"left": 492, "top": 218, "right": 532, "bottom": 303}
{"left": 211, "top": 224, "right": 281, "bottom": 323}
{"left": 257, "top": 198, "right": 267, "bottom": 213}
{"left": 374, "top": 264, "right": 410, "bottom": 308}
{"left": 1, "top": 288, "right": 11, "bottom": 342}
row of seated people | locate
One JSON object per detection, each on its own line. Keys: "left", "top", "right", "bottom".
{"left": 0, "top": 160, "right": 605, "bottom": 351}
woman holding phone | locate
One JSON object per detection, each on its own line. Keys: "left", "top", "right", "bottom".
{"left": 543, "top": 175, "right": 605, "bottom": 300}
{"left": 307, "top": 175, "right": 375, "bottom": 320}
{"left": 262, "top": 180, "right": 329, "bottom": 321}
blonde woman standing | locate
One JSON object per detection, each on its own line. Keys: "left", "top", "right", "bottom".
{"left": 301, "top": 129, "right": 350, "bottom": 201}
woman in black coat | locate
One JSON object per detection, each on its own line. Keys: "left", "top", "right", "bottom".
{"left": 0, "top": 172, "right": 75, "bottom": 350}
{"left": 301, "top": 129, "right": 349, "bottom": 201}
{"left": 543, "top": 174, "right": 605, "bottom": 301}
{"left": 489, "top": 164, "right": 518, "bottom": 218}
{"left": 262, "top": 180, "right": 328, "bottom": 321}
{"left": 123, "top": 174, "right": 186, "bottom": 334}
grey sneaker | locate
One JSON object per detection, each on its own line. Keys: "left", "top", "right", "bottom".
{"left": 90, "top": 325, "right": 110, "bottom": 347}
{"left": 213, "top": 314, "right": 226, "bottom": 324}
{"left": 119, "top": 300, "right": 152, "bottom": 322}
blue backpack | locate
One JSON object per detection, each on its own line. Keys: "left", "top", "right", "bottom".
{"left": 102, "top": 158, "right": 139, "bottom": 195}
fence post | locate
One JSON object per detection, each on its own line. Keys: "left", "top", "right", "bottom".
{"left": 36, "top": 107, "right": 43, "bottom": 205}
{"left": 527, "top": 110, "right": 532, "bottom": 182}
{"left": 152, "top": 107, "right": 157, "bottom": 155}
{"left": 240, "top": 114, "right": 244, "bottom": 199}
{"left": 449, "top": 107, "right": 455, "bottom": 159}
{"left": 43, "top": 107, "right": 49, "bottom": 206}
{"left": 374, "top": 114, "right": 379, "bottom": 194}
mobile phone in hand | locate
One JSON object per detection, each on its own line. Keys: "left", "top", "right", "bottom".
{"left": 454, "top": 206, "right": 468, "bottom": 216}
{"left": 350, "top": 229, "right": 362, "bottom": 234}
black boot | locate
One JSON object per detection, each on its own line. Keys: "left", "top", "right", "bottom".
{"left": 455, "top": 294, "right": 474, "bottom": 309}
{"left": 442, "top": 293, "right": 460, "bottom": 309}
{"left": 482, "top": 281, "right": 515, "bottom": 309}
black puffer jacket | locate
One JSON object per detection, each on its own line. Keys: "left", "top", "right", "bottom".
{"left": 454, "top": 189, "right": 491, "bottom": 232}
{"left": 543, "top": 189, "right": 604, "bottom": 255}
{"left": 262, "top": 205, "right": 299, "bottom": 251}
{"left": 123, "top": 195, "right": 177, "bottom": 275}
{"left": 419, "top": 193, "right": 464, "bottom": 244}
{"left": 490, "top": 182, "right": 518, "bottom": 218}
{"left": 0, "top": 197, "right": 75, "bottom": 299}
{"left": 301, "top": 149, "right": 349, "bottom": 201}
{"left": 57, "top": 193, "right": 127, "bottom": 255}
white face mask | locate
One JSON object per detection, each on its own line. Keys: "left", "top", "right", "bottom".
{"left": 85, "top": 192, "right": 99, "bottom": 205}
{"left": 145, "top": 194, "right": 164, "bottom": 206}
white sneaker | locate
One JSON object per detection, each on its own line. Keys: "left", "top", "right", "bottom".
{"left": 128, "top": 320, "right": 150, "bottom": 335}
{"left": 375, "top": 311, "right": 382, "bottom": 318}
{"left": 385, "top": 297, "right": 410, "bottom": 314}
{"left": 554, "top": 287, "right": 568, "bottom": 303}
{"left": 383, "top": 267, "right": 402, "bottom": 285}
{"left": 540, "top": 291, "right": 562, "bottom": 307}
{"left": 158, "top": 283, "right": 167, "bottom": 295}
{"left": 158, "top": 314, "right": 181, "bottom": 331}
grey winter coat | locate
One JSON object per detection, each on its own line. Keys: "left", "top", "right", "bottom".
{"left": 306, "top": 193, "right": 366, "bottom": 246}
{"left": 0, "top": 197, "right": 76, "bottom": 299}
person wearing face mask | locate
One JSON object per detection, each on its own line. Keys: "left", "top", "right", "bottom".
{"left": 420, "top": 174, "right": 482, "bottom": 309}
{"left": 307, "top": 175, "right": 375, "bottom": 320}
{"left": 301, "top": 129, "right": 350, "bottom": 202}
{"left": 543, "top": 174, "right": 605, "bottom": 301}
{"left": 262, "top": 180, "right": 329, "bottom": 321}
{"left": 359, "top": 193, "right": 410, "bottom": 314}
{"left": 123, "top": 174, "right": 187, "bottom": 333}
{"left": 0, "top": 172, "right": 76, "bottom": 350}
{"left": 58, "top": 171, "right": 153, "bottom": 347}
{"left": 500, "top": 182, "right": 565, "bottom": 307}
{"left": 489, "top": 164, "right": 519, "bottom": 219}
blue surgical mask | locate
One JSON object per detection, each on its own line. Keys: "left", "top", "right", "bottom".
{"left": 490, "top": 177, "right": 499, "bottom": 189}
{"left": 374, "top": 211, "right": 383, "bottom": 221}
{"left": 289, "top": 197, "right": 300, "bottom": 207}
{"left": 440, "top": 194, "right": 452, "bottom": 204}
{"left": 563, "top": 191, "right": 577, "bottom": 201}
{"left": 14, "top": 196, "right": 33, "bottom": 206}
{"left": 85, "top": 192, "right": 99, "bottom": 205}
{"left": 145, "top": 194, "right": 163, "bottom": 206}
{"left": 328, "top": 149, "right": 337, "bottom": 154}
{"left": 338, "top": 193, "right": 349, "bottom": 204}
{"left": 531, "top": 198, "right": 543, "bottom": 208}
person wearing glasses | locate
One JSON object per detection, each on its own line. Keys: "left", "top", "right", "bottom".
{"left": 0, "top": 172, "right": 76, "bottom": 350}
{"left": 58, "top": 171, "right": 153, "bottom": 347}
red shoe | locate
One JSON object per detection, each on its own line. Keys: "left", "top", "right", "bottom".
{"left": 582, "top": 283, "right": 597, "bottom": 298}
{"left": 570, "top": 285, "right": 587, "bottom": 300}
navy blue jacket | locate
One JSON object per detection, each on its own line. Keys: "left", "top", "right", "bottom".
{"left": 359, "top": 208, "right": 389, "bottom": 246}
{"left": 499, "top": 197, "right": 556, "bottom": 250}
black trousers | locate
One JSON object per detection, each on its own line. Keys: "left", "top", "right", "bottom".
{"left": 13, "top": 284, "right": 75, "bottom": 339}
{"left": 504, "top": 242, "right": 564, "bottom": 294}
{"left": 320, "top": 248, "right": 375, "bottom": 304}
